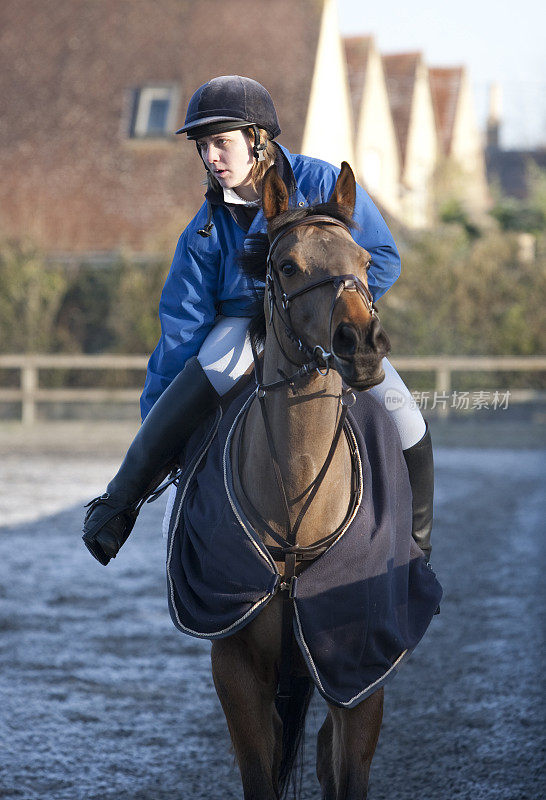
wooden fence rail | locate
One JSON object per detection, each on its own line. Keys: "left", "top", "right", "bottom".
{"left": 1, "top": 354, "right": 545, "bottom": 424}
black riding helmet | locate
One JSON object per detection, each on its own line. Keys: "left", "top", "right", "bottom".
{"left": 176, "top": 74, "right": 281, "bottom": 157}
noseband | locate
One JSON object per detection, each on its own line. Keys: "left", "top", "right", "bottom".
{"left": 265, "top": 215, "right": 377, "bottom": 373}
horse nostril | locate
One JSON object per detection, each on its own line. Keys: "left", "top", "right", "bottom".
{"left": 332, "top": 324, "right": 358, "bottom": 357}
{"left": 368, "top": 317, "right": 391, "bottom": 354}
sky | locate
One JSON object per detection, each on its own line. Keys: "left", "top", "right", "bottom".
{"left": 338, "top": 0, "right": 546, "bottom": 149}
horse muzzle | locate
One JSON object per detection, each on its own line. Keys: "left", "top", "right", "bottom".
{"left": 331, "top": 319, "right": 390, "bottom": 390}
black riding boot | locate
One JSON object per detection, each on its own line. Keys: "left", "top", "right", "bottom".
{"left": 402, "top": 423, "right": 434, "bottom": 562}
{"left": 82, "top": 357, "right": 220, "bottom": 565}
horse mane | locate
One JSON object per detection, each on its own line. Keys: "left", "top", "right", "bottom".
{"left": 239, "top": 202, "right": 357, "bottom": 348}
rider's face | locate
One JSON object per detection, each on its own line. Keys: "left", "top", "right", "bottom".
{"left": 196, "top": 129, "right": 257, "bottom": 199}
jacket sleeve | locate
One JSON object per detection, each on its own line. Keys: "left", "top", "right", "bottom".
{"left": 319, "top": 166, "right": 401, "bottom": 302}
{"left": 140, "top": 216, "right": 220, "bottom": 420}
{"left": 353, "top": 182, "right": 401, "bottom": 302}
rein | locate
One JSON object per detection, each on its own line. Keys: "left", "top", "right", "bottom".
{"left": 235, "top": 213, "right": 373, "bottom": 565}
{"left": 233, "top": 340, "right": 359, "bottom": 561}
{"left": 234, "top": 347, "right": 361, "bottom": 708}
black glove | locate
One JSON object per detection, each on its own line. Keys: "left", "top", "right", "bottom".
{"left": 82, "top": 495, "right": 138, "bottom": 566}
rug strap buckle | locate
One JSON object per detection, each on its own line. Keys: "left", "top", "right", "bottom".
{"left": 279, "top": 574, "right": 297, "bottom": 598}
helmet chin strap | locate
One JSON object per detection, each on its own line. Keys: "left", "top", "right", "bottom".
{"left": 250, "top": 124, "right": 267, "bottom": 162}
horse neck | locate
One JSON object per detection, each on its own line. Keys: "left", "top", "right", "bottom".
{"left": 238, "top": 338, "right": 353, "bottom": 549}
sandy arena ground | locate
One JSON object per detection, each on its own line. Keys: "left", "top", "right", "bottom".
{"left": 0, "top": 413, "right": 544, "bottom": 799}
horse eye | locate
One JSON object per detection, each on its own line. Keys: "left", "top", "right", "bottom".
{"left": 281, "top": 263, "right": 296, "bottom": 277}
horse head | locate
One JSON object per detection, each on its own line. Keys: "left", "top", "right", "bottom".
{"left": 261, "top": 162, "right": 391, "bottom": 390}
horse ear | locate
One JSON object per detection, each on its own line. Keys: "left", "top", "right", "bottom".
{"left": 262, "top": 165, "right": 289, "bottom": 221}
{"left": 328, "top": 161, "right": 356, "bottom": 214}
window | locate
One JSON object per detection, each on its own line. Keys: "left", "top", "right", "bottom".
{"left": 128, "top": 84, "right": 179, "bottom": 138}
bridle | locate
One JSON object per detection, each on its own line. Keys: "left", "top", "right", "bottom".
{"left": 236, "top": 213, "right": 379, "bottom": 560}
{"left": 265, "top": 215, "right": 377, "bottom": 374}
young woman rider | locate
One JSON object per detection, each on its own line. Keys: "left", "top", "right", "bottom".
{"left": 82, "top": 75, "right": 434, "bottom": 566}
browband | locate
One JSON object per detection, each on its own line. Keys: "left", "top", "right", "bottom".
{"left": 267, "top": 215, "right": 351, "bottom": 265}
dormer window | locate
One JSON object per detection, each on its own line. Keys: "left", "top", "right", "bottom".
{"left": 128, "top": 84, "right": 179, "bottom": 138}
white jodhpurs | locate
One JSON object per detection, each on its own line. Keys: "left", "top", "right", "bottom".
{"left": 197, "top": 315, "right": 256, "bottom": 396}
{"left": 367, "top": 359, "right": 426, "bottom": 449}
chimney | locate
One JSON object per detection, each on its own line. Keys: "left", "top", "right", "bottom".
{"left": 486, "top": 82, "right": 502, "bottom": 150}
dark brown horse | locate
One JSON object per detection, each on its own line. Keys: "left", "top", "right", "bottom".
{"left": 210, "top": 162, "right": 391, "bottom": 799}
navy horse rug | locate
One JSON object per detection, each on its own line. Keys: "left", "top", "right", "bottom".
{"left": 165, "top": 381, "right": 443, "bottom": 708}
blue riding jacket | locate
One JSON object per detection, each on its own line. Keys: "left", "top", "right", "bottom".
{"left": 140, "top": 144, "right": 401, "bottom": 419}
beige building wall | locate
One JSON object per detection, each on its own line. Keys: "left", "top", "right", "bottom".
{"left": 355, "top": 42, "right": 401, "bottom": 217}
{"left": 401, "top": 61, "right": 439, "bottom": 228}
{"left": 301, "top": 0, "right": 355, "bottom": 168}
{"left": 449, "top": 71, "right": 489, "bottom": 214}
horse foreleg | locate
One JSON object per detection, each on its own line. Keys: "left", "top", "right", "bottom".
{"left": 319, "top": 688, "right": 384, "bottom": 800}
{"left": 211, "top": 637, "right": 281, "bottom": 800}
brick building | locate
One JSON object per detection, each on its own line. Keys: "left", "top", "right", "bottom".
{"left": 1, "top": 0, "right": 349, "bottom": 253}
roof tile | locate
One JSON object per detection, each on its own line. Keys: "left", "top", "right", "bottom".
{"left": 382, "top": 53, "right": 421, "bottom": 168}
{"left": 429, "top": 67, "right": 463, "bottom": 156}
{"left": 344, "top": 36, "right": 374, "bottom": 129}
